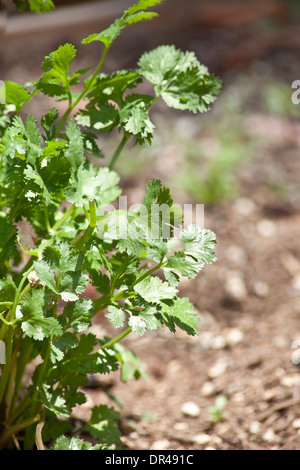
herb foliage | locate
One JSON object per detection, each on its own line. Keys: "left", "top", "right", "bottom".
{"left": 0, "top": 0, "right": 221, "bottom": 449}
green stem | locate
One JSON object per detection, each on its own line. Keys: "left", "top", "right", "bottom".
{"left": 0, "top": 414, "right": 40, "bottom": 450}
{"left": 109, "top": 133, "right": 130, "bottom": 170}
{"left": 51, "top": 204, "right": 76, "bottom": 233}
{"left": 24, "top": 340, "right": 51, "bottom": 450}
{"left": 0, "top": 266, "right": 34, "bottom": 404}
{"left": 71, "top": 200, "right": 97, "bottom": 249}
{"left": 112, "top": 260, "right": 166, "bottom": 302}
{"left": 55, "top": 46, "right": 110, "bottom": 136}
{"left": 8, "top": 392, "right": 32, "bottom": 425}
{"left": 101, "top": 327, "right": 132, "bottom": 350}
{"left": 89, "top": 200, "right": 97, "bottom": 228}
{"left": 9, "top": 342, "right": 33, "bottom": 421}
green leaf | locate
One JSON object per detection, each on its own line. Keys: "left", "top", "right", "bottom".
{"left": 13, "top": 0, "right": 55, "bottom": 13}
{"left": 135, "top": 276, "right": 177, "bottom": 304}
{"left": 60, "top": 298, "right": 94, "bottom": 332}
{"left": 125, "top": 0, "right": 164, "bottom": 16}
{"left": 4, "top": 81, "right": 30, "bottom": 113}
{"left": 64, "top": 333, "right": 119, "bottom": 375}
{"left": 82, "top": 19, "right": 124, "bottom": 48}
{"left": 163, "top": 252, "right": 199, "bottom": 280}
{"left": 33, "top": 242, "right": 89, "bottom": 301}
{"left": 86, "top": 70, "right": 142, "bottom": 108}
{"left": 40, "top": 383, "right": 71, "bottom": 418}
{"left": 0, "top": 216, "right": 18, "bottom": 265}
{"left": 20, "top": 288, "right": 62, "bottom": 341}
{"left": 65, "top": 119, "right": 85, "bottom": 170}
{"left": 82, "top": 0, "right": 164, "bottom": 48}
{"left": 160, "top": 297, "right": 200, "bottom": 336}
{"left": 85, "top": 405, "right": 122, "bottom": 447}
{"left": 89, "top": 271, "right": 111, "bottom": 296}
{"left": 162, "top": 70, "right": 222, "bottom": 113}
{"left": 76, "top": 103, "right": 119, "bottom": 134}
{"left": 112, "top": 342, "right": 148, "bottom": 382}
{"left": 181, "top": 226, "right": 217, "bottom": 265}
{"left": 105, "top": 305, "right": 126, "bottom": 329}
{"left": 51, "top": 435, "right": 102, "bottom": 450}
{"left": 5, "top": 115, "right": 42, "bottom": 164}
{"left": 41, "top": 107, "right": 59, "bottom": 140}
{"left": 138, "top": 45, "right": 221, "bottom": 112}
{"left": 119, "top": 95, "right": 155, "bottom": 144}
{"left": 126, "top": 11, "right": 158, "bottom": 25}
{"left": 0, "top": 276, "right": 17, "bottom": 313}
{"left": 37, "top": 44, "right": 77, "bottom": 97}
{"left": 65, "top": 164, "right": 121, "bottom": 208}
{"left": 33, "top": 259, "right": 57, "bottom": 292}
{"left": 128, "top": 306, "right": 162, "bottom": 335}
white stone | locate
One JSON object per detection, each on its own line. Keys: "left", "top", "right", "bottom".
{"left": 224, "top": 327, "right": 244, "bottom": 346}
{"left": 226, "top": 244, "right": 247, "bottom": 266}
{"left": 262, "top": 428, "right": 277, "bottom": 443}
{"left": 173, "top": 422, "right": 189, "bottom": 431}
{"left": 234, "top": 198, "right": 256, "bottom": 216}
{"left": 280, "top": 374, "right": 300, "bottom": 387}
{"left": 252, "top": 280, "right": 269, "bottom": 298}
{"left": 224, "top": 271, "right": 247, "bottom": 300}
{"left": 249, "top": 421, "right": 261, "bottom": 435}
{"left": 211, "top": 335, "right": 227, "bottom": 350}
{"left": 292, "top": 275, "right": 300, "bottom": 292}
{"left": 201, "top": 381, "right": 216, "bottom": 397}
{"left": 256, "top": 219, "right": 277, "bottom": 238}
{"left": 208, "top": 359, "right": 228, "bottom": 378}
{"left": 150, "top": 439, "right": 170, "bottom": 450}
{"left": 181, "top": 401, "right": 200, "bottom": 417}
{"left": 292, "top": 419, "right": 300, "bottom": 429}
{"left": 192, "top": 433, "right": 211, "bottom": 445}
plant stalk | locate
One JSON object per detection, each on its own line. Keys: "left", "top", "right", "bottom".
{"left": 101, "top": 327, "right": 132, "bottom": 350}
{"left": 55, "top": 46, "right": 110, "bottom": 136}
{"left": 109, "top": 133, "right": 130, "bottom": 170}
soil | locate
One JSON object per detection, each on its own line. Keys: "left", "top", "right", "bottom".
{"left": 3, "top": 0, "right": 300, "bottom": 450}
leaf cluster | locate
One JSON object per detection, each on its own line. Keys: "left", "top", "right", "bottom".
{"left": 0, "top": 0, "right": 220, "bottom": 451}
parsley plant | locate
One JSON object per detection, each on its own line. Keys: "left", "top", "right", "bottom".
{"left": 0, "top": 0, "right": 221, "bottom": 450}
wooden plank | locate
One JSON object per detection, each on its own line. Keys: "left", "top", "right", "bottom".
{"left": 5, "top": 0, "right": 133, "bottom": 37}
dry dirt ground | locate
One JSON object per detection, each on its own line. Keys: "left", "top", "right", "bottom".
{"left": 84, "top": 143, "right": 300, "bottom": 451}
{"left": 4, "top": 0, "right": 300, "bottom": 451}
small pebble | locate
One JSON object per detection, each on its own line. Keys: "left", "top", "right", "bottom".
{"left": 201, "top": 381, "right": 217, "bottom": 397}
{"left": 208, "top": 359, "right": 228, "bottom": 378}
{"left": 280, "top": 374, "right": 300, "bottom": 387}
{"left": 281, "top": 252, "right": 300, "bottom": 275}
{"left": 173, "top": 422, "right": 189, "bottom": 431}
{"left": 252, "top": 280, "right": 270, "bottom": 298}
{"left": 226, "top": 244, "right": 247, "bottom": 266}
{"left": 224, "top": 271, "right": 247, "bottom": 301}
{"left": 292, "top": 275, "right": 300, "bottom": 292}
{"left": 249, "top": 421, "right": 261, "bottom": 435}
{"left": 192, "top": 433, "right": 211, "bottom": 445}
{"left": 292, "top": 419, "right": 300, "bottom": 429}
{"left": 256, "top": 219, "right": 277, "bottom": 238}
{"left": 211, "top": 335, "right": 227, "bottom": 350}
{"left": 181, "top": 401, "right": 200, "bottom": 417}
{"left": 224, "top": 327, "right": 244, "bottom": 346}
{"left": 262, "top": 428, "right": 277, "bottom": 443}
{"left": 234, "top": 198, "right": 256, "bottom": 216}
{"left": 150, "top": 439, "right": 170, "bottom": 450}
